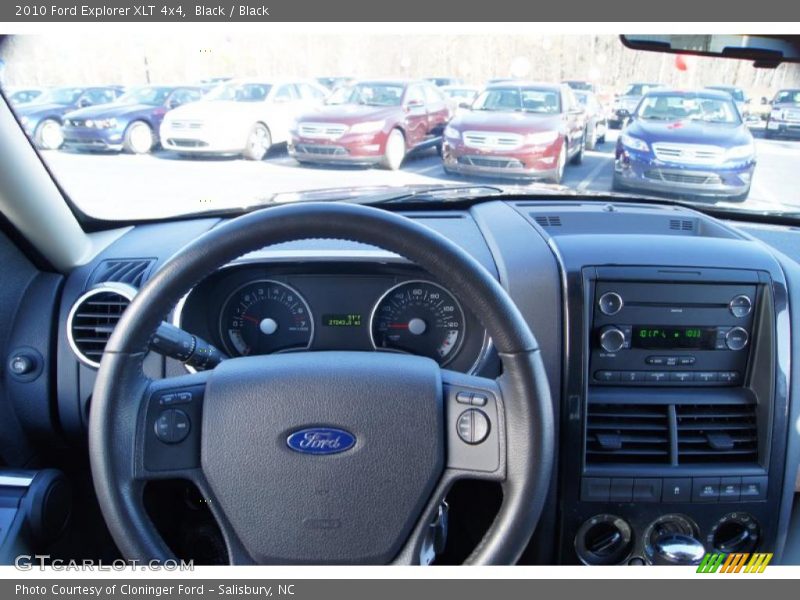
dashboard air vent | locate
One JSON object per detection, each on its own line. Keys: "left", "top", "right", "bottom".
{"left": 533, "top": 215, "right": 562, "bottom": 228}
{"left": 67, "top": 284, "right": 136, "bottom": 368}
{"left": 87, "top": 258, "right": 154, "bottom": 288}
{"left": 669, "top": 219, "right": 695, "bottom": 232}
{"left": 586, "top": 403, "right": 670, "bottom": 465}
{"left": 676, "top": 402, "right": 758, "bottom": 464}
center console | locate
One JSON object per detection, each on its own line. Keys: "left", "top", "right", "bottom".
{"left": 559, "top": 265, "right": 788, "bottom": 565}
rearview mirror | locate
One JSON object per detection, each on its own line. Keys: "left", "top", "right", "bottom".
{"left": 620, "top": 34, "right": 800, "bottom": 67}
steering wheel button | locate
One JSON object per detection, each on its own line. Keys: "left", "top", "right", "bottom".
{"left": 456, "top": 409, "right": 490, "bottom": 445}
{"left": 154, "top": 411, "right": 173, "bottom": 443}
{"left": 471, "top": 394, "right": 488, "bottom": 407}
{"left": 455, "top": 391, "right": 472, "bottom": 404}
{"left": 172, "top": 410, "right": 191, "bottom": 443}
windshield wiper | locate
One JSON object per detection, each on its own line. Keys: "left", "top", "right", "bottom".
{"left": 268, "top": 184, "right": 507, "bottom": 206}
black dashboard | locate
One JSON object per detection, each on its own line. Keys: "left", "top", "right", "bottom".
{"left": 7, "top": 197, "right": 800, "bottom": 565}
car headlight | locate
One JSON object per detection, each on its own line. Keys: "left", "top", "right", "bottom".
{"left": 726, "top": 143, "right": 755, "bottom": 161}
{"left": 620, "top": 133, "right": 649, "bottom": 152}
{"left": 525, "top": 130, "right": 559, "bottom": 145}
{"left": 349, "top": 120, "right": 385, "bottom": 134}
{"left": 444, "top": 125, "right": 460, "bottom": 139}
{"left": 85, "top": 119, "right": 95, "bottom": 128}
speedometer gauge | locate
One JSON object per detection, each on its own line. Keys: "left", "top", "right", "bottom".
{"left": 219, "top": 280, "right": 313, "bottom": 356}
{"left": 370, "top": 280, "right": 465, "bottom": 366}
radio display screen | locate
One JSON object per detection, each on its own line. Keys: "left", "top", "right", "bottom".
{"left": 632, "top": 326, "right": 717, "bottom": 350}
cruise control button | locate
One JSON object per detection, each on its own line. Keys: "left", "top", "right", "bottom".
{"left": 173, "top": 410, "right": 191, "bottom": 443}
{"left": 456, "top": 409, "right": 490, "bottom": 445}
{"left": 154, "top": 408, "right": 191, "bottom": 444}
{"left": 154, "top": 411, "right": 173, "bottom": 442}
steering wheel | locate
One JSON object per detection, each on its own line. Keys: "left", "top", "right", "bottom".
{"left": 89, "top": 202, "right": 554, "bottom": 565}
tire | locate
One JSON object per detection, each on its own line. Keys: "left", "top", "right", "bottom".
{"left": 34, "top": 118, "right": 64, "bottom": 150}
{"left": 570, "top": 132, "right": 585, "bottom": 165}
{"left": 548, "top": 142, "right": 567, "bottom": 184}
{"left": 585, "top": 124, "right": 597, "bottom": 151}
{"left": 123, "top": 121, "right": 154, "bottom": 154}
{"left": 611, "top": 170, "right": 626, "bottom": 192}
{"left": 242, "top": 123, "right": 271, "bottom": 161}
{"left": 380, "top": 128, "right": 406, "bottom": 171}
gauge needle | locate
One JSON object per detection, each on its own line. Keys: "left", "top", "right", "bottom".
{"left": 241, "top": 314, "right": 260, "bottom": 324}
{"left": 387, "top": 323, "right": 409, "bottom": 329}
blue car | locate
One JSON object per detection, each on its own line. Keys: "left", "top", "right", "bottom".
{"left": 14, "top": 86, "right": 124, "bottom": 150}
{"left": 613, "top": 88, "right": 756, "bottom": 202}
{"left": 63, "top": 85, "right": 204, "bottom": 154}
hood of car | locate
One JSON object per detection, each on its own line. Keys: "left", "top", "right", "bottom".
{"left": 298, "top": 103, "right": 400, "bottom": 123}
{"left": 772, "top": 102, "right": 800, "bottom": 109}
{"left": 450, "top": 110, "right": 563, "bottom": 133}
{"left": 626, "top": 118, "right": 752, "bottom": 147}
{"left": 166, "top": 100, "right": 258, "bottom": 122}
{"left": 16, "top": 102, "right": 73, "bottom": 118}
{"left": 65, "top": 103, "right": 163, "bottom": 120}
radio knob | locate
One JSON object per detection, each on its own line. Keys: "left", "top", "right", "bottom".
{"left": 600, "top": 326, "right": 626, "bottom": 353}
{"left": 725, "top": 327, "right": 749, "bottom": 351}
{"left": 598, "top": 292, "right": 624, "bottom": 316}
{"left": 729, "top": 295, "right": 752, "bottom": 318}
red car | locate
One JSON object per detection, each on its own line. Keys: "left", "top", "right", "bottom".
{"left": 442, "top": 82, "right": 587, "bottom": 183}
{"left": 289, "top": 79, "right": 451, "bottom": 170}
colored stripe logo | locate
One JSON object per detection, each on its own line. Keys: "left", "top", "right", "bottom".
{"left": 697, "top": 553, "right": 773, "bottom": 573}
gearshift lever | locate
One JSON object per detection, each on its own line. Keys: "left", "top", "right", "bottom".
{"left": 645, "top": 533, "right": 706, "bottom": 565}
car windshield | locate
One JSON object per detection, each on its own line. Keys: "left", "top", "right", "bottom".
{"left": 327, "top": 83, "right": 405, "bottom": 106}
{"left": 116, "top": 86, "right": 172, "bottom": 106}
{"left": 636, "top": 94, "right": 741, "bottom": 124}
{"left": 206, "top": 82, "right": 272, "bottom": 102}
{"left": 2, "top": 33, "right": 799, "bottom": 222}
{"left": 29, "top": 86, "right": 83, "bottom": 105}
{"left": 774, "top": 90, "right": 800, "bottom": 104}
{"left": 472, "top": 88, "right": 561, "bottom": 113}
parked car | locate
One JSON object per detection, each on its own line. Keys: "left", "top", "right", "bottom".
{"left": 765, "top": 88, "right": 800, "bottom": 139}
{"left": 14, "top": 85, "right": 124, "bottom": 149}
{"left": 425, "top": 77, "right": 464, "bottom": 87}
{"left": 63, "top": 85, "right": 204, "bottom": 154}
{"left": 160, "top": 79, "right": 328, "bottom": 160}
{"left": 574, "top": 90, "right": 607, "bottom": 149}
{"left": 563, "top": 80, "right": 596, "bottom": 93}
{"left": 609, "top": 82, "right": 663, "bottom": 129}
{"left": 6, "top": 87, "right": 45, "bottom": 106}
{"left": 705, "top": 85, "right": 747, "bottom": 116}
{"left": 441, "top": 84, "right": 481, "bottom": 116}
{"left": 289, "top": 79, "right": 451, "bottom": 170}
{"left": 744, "top": 95, "right": 772, "bottom": 123}
{"left": 316, "top": 77, "right": 355, "bottom": 91}
{"left": 613, "top": 88, "right": 756, "bottom": 202}
{"left": 441, "top": 82, "right": 587, "bottom": 183}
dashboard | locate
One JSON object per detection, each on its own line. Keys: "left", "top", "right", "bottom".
{"left": 6, "top": 197, "right": 800, "bottom": 565}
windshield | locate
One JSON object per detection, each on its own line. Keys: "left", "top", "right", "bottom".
{"left": 472, "top": 87, "right": 561, "bottom": 113}
{"left": 2, "top": 33, "right": 799, "bottom": 222}
{"left": 327, "top": 83, "right": 405, "bottom": 106}
{"left": 636, "top": 94, "right": 741, "bottom": 124}
{"left": 206, "top": 82, "right": 272, "bottom": 102}
{"left": 29, "top": 86, "right": 83, "bottom": 105}
{"left": 774, "top": 90, "right": 800, "bottom": 104}
{"left": 116, "top": 86, "right": 173, "bottom": 106}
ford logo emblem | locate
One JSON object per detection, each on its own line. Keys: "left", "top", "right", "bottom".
{"left": 286, "top": 427, "right": 356, "bottom": 455}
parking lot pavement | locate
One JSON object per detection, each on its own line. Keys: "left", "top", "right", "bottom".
{"left": 43, "top": 130, "right": 798, "bottom": 221}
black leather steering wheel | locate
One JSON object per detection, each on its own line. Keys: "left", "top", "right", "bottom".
{"left": 89, "top": 202, "right": 554, "bottom": 565}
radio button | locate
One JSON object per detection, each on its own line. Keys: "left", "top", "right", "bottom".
{"left": 695, "top": 372, "right": 718, "bottom": 383}
{"left": 677, "top": 356, "right": 696, "bottom": 366}
{"left": 645, "top": 371, "right": 669, "bottom": 383}
{"left": 718, "top": 371, "right": 741, "bottom": 384}
{"left": 729, "top": 295, "right": 753, "bottom": 318}
{"left": 598, "top": 291, "right": 624, "bottom": 316}
{"left": 725, "top": 327, "right": 749, "bottom": 351}
{"left": 595, "top": 370, "right": 619, "bottom": 383}
{"left": 670, "top": 371, "right": 693, "bottom": 383}
{"left": 646, "top": 356, "right": 667, "bottom": 366}
{"left": 620, "top": 371, "right": 644, "bottom": 383}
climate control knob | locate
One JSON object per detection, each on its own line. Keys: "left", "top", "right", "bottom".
{"left": 708, "top": 513, "right": 761, "bottom": 554}
{"left": 599, "top": 326, "right": 626, "bottom": 353}
{"left": 575, "top": 514, "right": 633, "bottom": 565}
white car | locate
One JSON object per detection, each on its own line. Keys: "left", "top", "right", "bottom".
{"left": 160, "top": 79, "right": 328, "bottom": 160}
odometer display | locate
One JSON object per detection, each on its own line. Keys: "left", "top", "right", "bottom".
{"left": 370, "top": 281, "right": 465, "bottom": 366}
{"left": 219, "top": 280, "right": 313, "bottom": 356}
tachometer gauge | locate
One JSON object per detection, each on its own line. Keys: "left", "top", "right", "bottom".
{"left": 370, "top": 280, "right": 465, "bottom": 366}
{"left": 219, "top": 280, "right": 313, "bottom": 356}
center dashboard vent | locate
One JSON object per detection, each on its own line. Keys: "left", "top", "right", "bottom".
{"left": 67, "top": 284, "right": 136, "bottom": 368}
{"left": 586, "top": 399, "right": 759, "bottom": 467}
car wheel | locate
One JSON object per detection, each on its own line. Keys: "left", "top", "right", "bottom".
{"left": 586, "top": 124, "right": 597, "bottom": 151}
{"left": 548, "top": 141, "right": 567, "bottom": 184}
{"left": 380, "top": 129, "right": 406, "bottom": 171}
{"left": 123, "top": 121, "right": 154, "bottom": 154}
{"left": 243, "top": 123, "right": 271, "bottom": 161}
{"left": 35, "top": 118, "right": 64, "bottom": 150}
{"left": 611, "top": 170, "right": 626, "bottom": 192}
{"left": 570, "top": 132, "right": 585, "bottom": 165}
